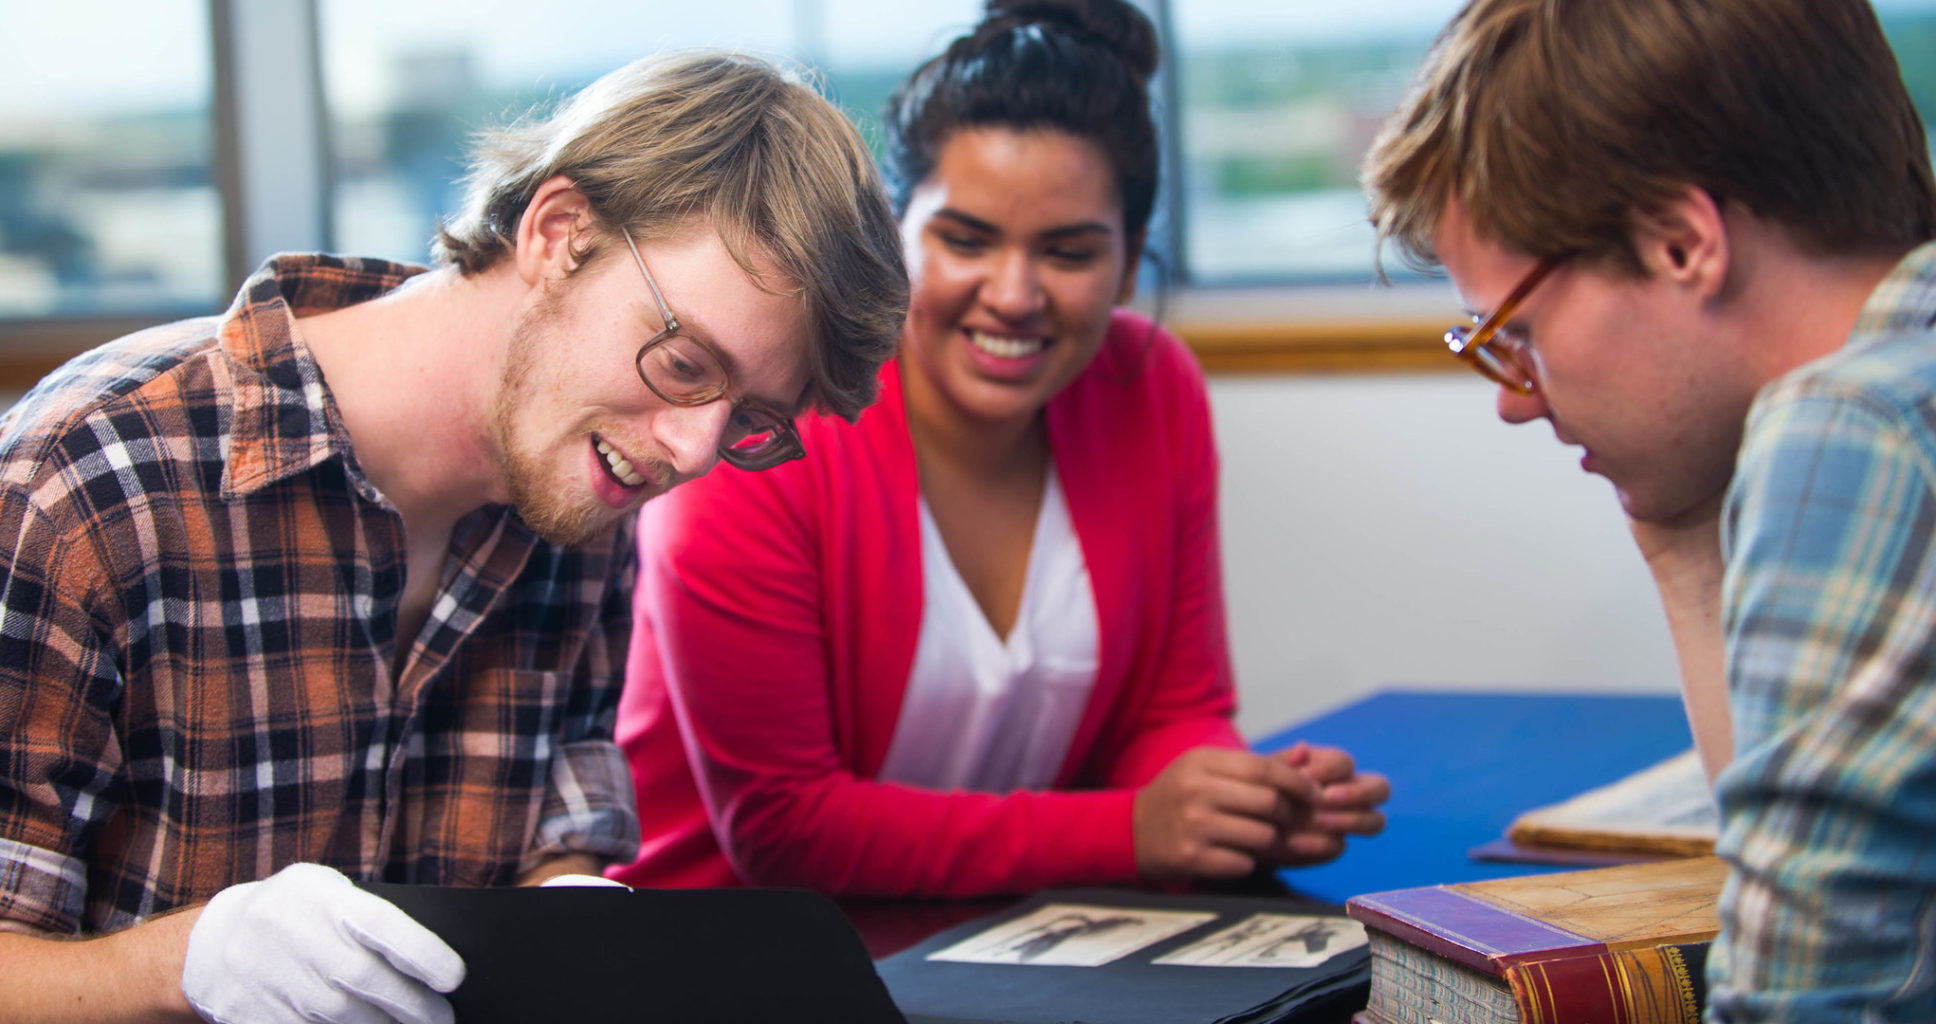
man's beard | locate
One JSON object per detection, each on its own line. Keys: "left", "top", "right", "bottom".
{"left": 488, "top": 297, "right": 615, "bottom": 548}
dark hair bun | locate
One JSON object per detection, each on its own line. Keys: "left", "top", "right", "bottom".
{"left": 881, "top": 0, "right": 1163, "bottom": 241}
{"left": 981, "top": 0, "right": 1158, "bottom": 82}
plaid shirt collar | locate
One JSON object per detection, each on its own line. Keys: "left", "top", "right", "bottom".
{"left": 216, "top": 253, "right": 426, "bottom": 501}
{"left": 1850, "top": 239, "right": 1936, "bottom": 340}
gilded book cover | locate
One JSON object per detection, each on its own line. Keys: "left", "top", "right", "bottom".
{"left": 1346, "top": 856, "right": 1725, "bottom": 1024}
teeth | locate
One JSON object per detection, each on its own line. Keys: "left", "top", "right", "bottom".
{"left": 968, "top": 330, "right": 1046, "bottom": 360}
{"left": 596, "top": 439, "right": 647, "bottom": 487}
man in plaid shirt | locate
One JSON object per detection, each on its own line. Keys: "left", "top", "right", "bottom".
{"left": 0, "top": 52, "right": 905, "bottom": 1024}
{"left": 1363, "top": 0, "right": 1936, "bottom": 1020}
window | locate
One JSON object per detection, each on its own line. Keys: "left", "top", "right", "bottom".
{"left": 1168, "top": 3, "right": 1457, "bottom": 285}
{"left": 0, "top": 2, "right": 219, "bottom": 318}
{"left": 319, "top": 0, "right": 984, "bottom": 266}
{"left": 7, "top": 1, "right": 1936, "bottom": 357}
{"left": 1883, "top": 1, "right": 1936, "bottom": 125}
{"left": 1169, "top": 0, "right": 1936, "bottom": 286}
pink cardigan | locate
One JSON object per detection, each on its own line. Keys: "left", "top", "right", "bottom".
{"left": 608, "top": 311, "right": 1244, "bottom": 897}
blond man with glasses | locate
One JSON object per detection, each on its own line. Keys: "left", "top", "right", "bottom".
{"left": 0, "top": 52, "right": 905, "bottom": 1024}
{"left": 1365, "top": 0, "right": 1936, "bottom": 1019}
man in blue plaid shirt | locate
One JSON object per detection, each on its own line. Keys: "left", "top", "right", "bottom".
{"left": 1364, "top": 0, "right": 1936, "bottom": 1019}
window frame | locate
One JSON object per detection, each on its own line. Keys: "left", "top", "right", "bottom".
{"left": 0, "top": 0, "right": 1466, "bottom": 394}
{"left": 0, "top": 0, "right": 333, "bottom": 394}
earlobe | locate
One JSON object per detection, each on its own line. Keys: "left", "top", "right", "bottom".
{"left": 512, "top": 175, "right": 593, "bottom": 287}
{"left": 1115, "top": 232, "right": 1147, "bottom": 305}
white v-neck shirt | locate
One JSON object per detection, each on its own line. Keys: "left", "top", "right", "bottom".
{"left": 878, "top": 467, "right": 1102, "bottom": 792}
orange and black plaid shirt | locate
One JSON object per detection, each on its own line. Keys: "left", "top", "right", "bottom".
{"left": 0, "top": 255, "right": 639, "bottom": 934}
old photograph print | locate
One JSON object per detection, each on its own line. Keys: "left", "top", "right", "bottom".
{"left": 1151, "top": 913, "right": 1367, "bottom": 968}
{"left": 926, "top": 903, "right": 1219, "bottom": 967}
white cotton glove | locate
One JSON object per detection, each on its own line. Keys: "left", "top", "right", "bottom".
{"left": 182, "top": 862, "right": 466, "bottom": 1024}
{"left": 537, "top": 872, "right": 631, "bottom": 889}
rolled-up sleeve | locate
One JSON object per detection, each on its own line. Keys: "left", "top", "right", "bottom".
{"left": 0, "top": 484, "right": 124, "bottom": 934}
{"left": 522, "top": 530, "right": 639, "bottom": 870}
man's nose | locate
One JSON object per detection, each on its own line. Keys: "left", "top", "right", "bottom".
{"left": 655, "top": 401, "right": 733, "bottom": 480}
{"left": 1496, "top": 384, "right": 1549, "bottom": 425}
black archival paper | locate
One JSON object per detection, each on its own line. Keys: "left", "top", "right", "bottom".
{"left": 874, "top": 888, "right": 1371, "bottom": 1024}
{"left": 359, "top": 882, "right": 906, "bottom": 1024}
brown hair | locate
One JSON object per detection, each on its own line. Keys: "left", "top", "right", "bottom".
{"left": 1363, "top": 0, "right": 1936, "bottom": 275}
{"left": 435, "top": 51, "right": 906, "bottom": 421}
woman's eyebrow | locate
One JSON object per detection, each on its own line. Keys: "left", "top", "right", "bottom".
{"left": 933, "top": 208, "right": 1114, "bottom": 240}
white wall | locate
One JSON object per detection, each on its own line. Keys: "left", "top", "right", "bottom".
{"left": 1209, "top": 371, "right": 1683, "bottom": 737}
{"left": 7, "top": 367, "right": 1677, "bottom": 739}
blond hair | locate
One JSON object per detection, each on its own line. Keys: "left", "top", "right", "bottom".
{"left": 436, "top": 51, "right": 906, "bottom": 421}
{"left": 1363, "top": 0, "right": 1936, "bottom": 276}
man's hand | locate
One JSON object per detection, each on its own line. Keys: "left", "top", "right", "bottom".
{"left": 1627, "top": 490, "right": 1735, "bottom": 780}
{"left": 516, "top": 852, "right": 611, "bottom": 887}
{"left": 1628, "top": 489, "right": 1728, "bottom": 576}
{"left": 537, "top": 873, "right": 631, "bottom": 889}
{"left": 1267, "top": 743, "right": 1391, "bottom": 866}
{"left": 182, "top": 862, "right": 464, "bottom": 1024}
{"left": 1132, "top": 747, "right": 1321, "bottom": 881}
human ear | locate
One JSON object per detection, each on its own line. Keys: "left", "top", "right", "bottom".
{"left": 1632, "top": 186, "right": 1729, "bottom": 301}
{"left": 512, "top": 175, "right": 594, "bottom": 287}
{"left": 1114, "top": 230, "right": 1147, "bottom": 305}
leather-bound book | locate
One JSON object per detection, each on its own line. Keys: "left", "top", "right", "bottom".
{"left": 1346, "top": 856, "right": 1724, "bottom": 1024}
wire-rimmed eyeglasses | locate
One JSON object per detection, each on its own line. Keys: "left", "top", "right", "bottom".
{"left": 620, "top": 227, "right": 805, "bottom": 471}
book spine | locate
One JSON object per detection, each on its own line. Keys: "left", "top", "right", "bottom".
{"left": 1505, "top": 942, "right": 1709, "bottom": 1024}
{"left": 1346, "top": 888, "right": 1603, "bottom": 976}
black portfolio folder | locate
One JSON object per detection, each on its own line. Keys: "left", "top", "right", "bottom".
{"left": 873, "top": 888, "right": 1370, "bottom": 1024}
{"left": 360, "top": 883, "right": 906, "bottom": 1023}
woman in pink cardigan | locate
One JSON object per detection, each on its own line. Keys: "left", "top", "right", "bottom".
{"left": 608, "top": 0, "right": 1389, "bottom": 897}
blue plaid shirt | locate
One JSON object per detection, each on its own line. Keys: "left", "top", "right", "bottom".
{"left": 1711, "top": 240, "right": 1936, "bottom": 1021}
